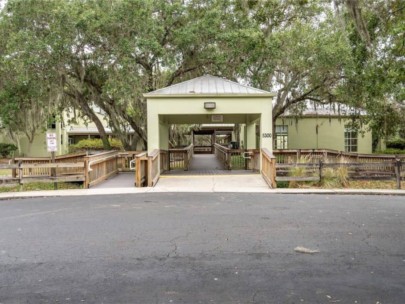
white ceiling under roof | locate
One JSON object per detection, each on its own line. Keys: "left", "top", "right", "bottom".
{"left": 145, "top": 75, "right": 272, "bottom": 96}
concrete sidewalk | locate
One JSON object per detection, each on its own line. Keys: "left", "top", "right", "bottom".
{"left": 1, "top": 184, "right": 405, "bottom": 200}
{"left": 1, "top": 167, "right": 404, "bottom": 200}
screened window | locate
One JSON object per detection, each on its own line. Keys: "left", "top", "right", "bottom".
{"left": 275, "top": 125, "right": 288, "bottom": 149}
{"left": 344, "top": 129, "right": 358, "bottom": 152}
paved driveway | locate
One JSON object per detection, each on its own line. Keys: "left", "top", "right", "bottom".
{"left": 0, "top": 193, "right": 404, "bottom": 303}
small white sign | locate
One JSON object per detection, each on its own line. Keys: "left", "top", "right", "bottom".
{"left": 46, "top": 133, "right": 56, "bottom": 139}
{"left": 47, "top": 133, "right": 58, "bottom": 152}
{"left": 211, "top": 115, "right": 223, "bottom": 123}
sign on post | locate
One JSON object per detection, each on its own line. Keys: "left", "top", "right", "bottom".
{"left": 46, "top": 133, "right": 58, "bottom": 190}
{"left": 46, "top": 133, "right": 58, "bottom": 152}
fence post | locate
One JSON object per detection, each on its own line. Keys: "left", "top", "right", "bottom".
{"left": 147, "top": 156, "right": 152, "bottom": 187}
{"left": 319, "top": 159, "right": 323, "bottom": 184}
{"left": 18, "top": 161, "right": 23, "bottom": 185}
{"left": 51, "top": 151, "right": 57, "bottom": 190}
{"left": 135, "top": 157, "right": 141, "bottom": 187}
{"left": 395, "top": 159, "right": 401, "bottom": 190}
{"left": 184, "top": 151, "right": 189, "bottom": 171}
{"left": 168, "top": 151, "right": 171, "bottom": 171}
{"left": 270, "top": 157, "right": 277, "bottom": 188}
{"left": 83, "top": 158, "right": 90, "bottom": 189}
{"left": 12, "top": 157, "right": 16, "bottom": 178}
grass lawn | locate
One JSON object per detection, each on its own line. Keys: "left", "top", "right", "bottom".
{"left": 278, "top": 180, "right": 403, "bottom": 190}
{"left": 0, "top": 169, "right": 12, "bottom": 176}
{"left": 346, "top": 180, "right": 403, "bottom": 190}
{"left": 230, "top": 155, "right": 245, "bottom": 169}
{"left": 0, "top": 182, "right": 83, "bottom": 193}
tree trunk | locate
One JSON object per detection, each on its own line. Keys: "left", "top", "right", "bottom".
{"left": 66, "top": 90, "right": 111, "bottom": 150}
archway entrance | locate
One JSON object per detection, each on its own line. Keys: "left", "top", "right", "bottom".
{"left": 141, "top": 75, "right": 276, "bottom": 187}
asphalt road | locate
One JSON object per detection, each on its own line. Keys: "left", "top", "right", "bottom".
{"left": 0, "top": 193, "right": 404, "bottom": 304}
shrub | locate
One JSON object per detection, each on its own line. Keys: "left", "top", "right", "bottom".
{"left": 377, "top": 148, "right": 405, "bottom": 155}
{"left": 0, "top": 143, "right": 18, "bottom": 158}
{"left": 70, "top": 138, "right": 123, "bottom": 152}
{"left": 276, "top": 181, "right": 289, "bottom": 188}
{"left": 321, "top": 165, "right": 349, "bottom": 188}
{"left": 387, "top": 138, "right": 405, "bottom": 150}
{"left": 288, "top": 155, "right": 317, "bottom": 188}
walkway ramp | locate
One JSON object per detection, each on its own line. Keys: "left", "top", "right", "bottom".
{"left": 91, "top": 153, "right": 271, "bottom": 191}
{"left": 153, "top": 174, "right": 270, "bottom": 192}
{"left": 164, "top": 154, "right": 253, "bottom": 176}
{"left": 92, "top": 172, "right": 134, "bottom": 188}
{"left": 155, "top": 154, "right": 270, "bottom": 192}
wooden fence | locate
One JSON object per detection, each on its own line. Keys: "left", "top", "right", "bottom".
{"left": 9, "top": 152, "right": 87, "bottom": 178}
{"left": 214, "top": 144, "right": 260, "bottom": 171}
{"left": 1, "top": 151, "right": 142, "bottom": 188}
{"left": 147, "top": 149, "right": 160, "bottom": 187}
{"left": 261, "top": 148, "right": 277, "bottom": 188}
{"left": 84, "top": 151, "right": 120, "bottom": 188}
{"left": 274, "top": 149, "right": 405, "bottom": 164}
{"left": 0, "top": 162, "right": 85, "bottom": 185}
{"left": 168, "top": 144, "right": 194, "bottom": 171}
{"left": 117, "top": 151, "right": 143, "bottom": 172}
{"left": 276, "top": 159, "right": 404, "bottom": 189}
{"left": 134, "top": 149, "right": 171, "bottom": 188}
{"left": 135, "top": 152, "right": 148, "bottom": 187}
{"left": 214, "top": 144, "right": 230, "bottom": 169}
{"left": 160, "top": 150, "right": 169, "bottom": 173}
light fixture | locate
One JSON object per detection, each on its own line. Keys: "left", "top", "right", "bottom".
{"left": 204, "top": 102, "right": 216, "bottom": 110}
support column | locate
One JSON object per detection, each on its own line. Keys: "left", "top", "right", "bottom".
{"left": 159, "top": 121, "right": 169, "bottom": 151}
{"left": 240, "top": 124, "right": 246, "bottom": 149}
{"left": 259, "top": 114, "right": 273, "bottom": 153}
{"left": 147, "top": 114, "right": 160, "bottom": 154}
{"left": 246, "top": 122, "right": 256, "bottom": 149}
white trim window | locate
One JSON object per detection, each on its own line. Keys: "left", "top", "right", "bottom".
{"left": 275, "top": 125, "right": 288, "bottom": 149}
{"left": 344, "top": 129, "right": 358, "bottom": 152}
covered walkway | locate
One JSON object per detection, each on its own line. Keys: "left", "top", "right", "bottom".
{"left": 164, "top": 154, "right": 255, "bottom": 176}
{"left": 93, "top": 153, "right": 266, "bottom": 190}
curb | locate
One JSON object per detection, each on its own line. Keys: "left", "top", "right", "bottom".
{"left": 1, "top": 188, "right": 405, "bottom": 200}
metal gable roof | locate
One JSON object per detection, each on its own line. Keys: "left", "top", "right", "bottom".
{"left": 145, "top": 75, "right": 272, "bottom": 96}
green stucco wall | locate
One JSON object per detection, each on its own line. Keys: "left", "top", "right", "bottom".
{"left": 0, "top": 124, "right": 68, "bottom": 157}
{"left": 146, "top": 95, "right": 273, "bottom": 154}
{"left": 275, "top": 116, "right": 372, "bottom": 153}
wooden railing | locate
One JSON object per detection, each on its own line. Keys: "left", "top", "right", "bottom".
{"left": 55, "top": 153, "right": 87, "bottom": 176}
{"left": 194, "top": 145, "right": 213, "bottom": 154}
{"left": 117, "top": 151, "right": 143, "bottom": 172}
{"left": 160, "top": 150, "right": 169, "bottom": 173}
{"left": 0, "top": 162, "right": 85, "bottom": 185}
{"left": 169, "top": 144, "right": 194, "bottom": 171}
{"left": 274, "top": 149, "right": 405, "bottom": 164}
{"left": 84, "top": 151, "right": 119, "bottom": 188}
{"left": 135, "top": 152, "right": 148, "bottom": 187}
{"left": 247, "top": 150, "right": 261, "bottom": 171}
{"left": 147, "top": 149, "right": 160, "bottom": 187}
{"left": 276, "top": 159, "right": 404, "bottom": 189}
{"left": 261, "top": 148, "right": 277, "bottom": 188}
{"left": 134, "top": 149, "right": 170, "bottom": 188}
{"left": 214, "top": 144, "right": 260, "bottom": 171}
{"left": 55, "top": 152, "right": 87, "bottom": 163}
{"left": 10, "top": 153, "right": 86, "bottom": 178}
{"left": 214, "top": 143, "right": 231, "bottom": 170}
